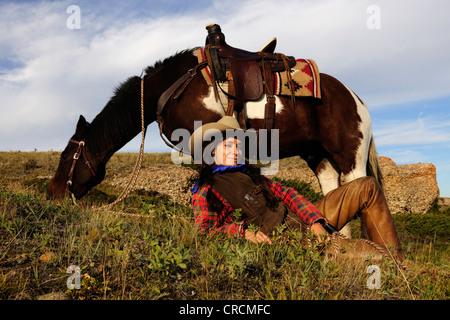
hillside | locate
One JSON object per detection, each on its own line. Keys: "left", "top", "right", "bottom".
{"left": 0, "top": 151, "right": 448, "bottom": 300}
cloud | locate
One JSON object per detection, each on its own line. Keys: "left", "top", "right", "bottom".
{"left": 0, "top": 1, "right": 212, "bottom": 150}
{"left": 373, "top": 114, "right": 450, "bottom": 147}
{"left": 1, "top": 0, "right": 450, "bottom": 152}
{"left": 372, "top": 114, "right": 450, "bottom": 196}
{"left": 382, "top": 149, "right": 426, "bottom": 164}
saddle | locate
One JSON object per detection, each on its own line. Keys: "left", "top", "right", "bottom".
{"left": 156, "top": 24, "right": 301, "bottom": 141}
{"left": 204, "top": 24, "right": 297, "bottom": 130}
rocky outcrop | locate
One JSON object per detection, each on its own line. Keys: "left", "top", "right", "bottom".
{"left": 378, "top": 157, "right": 440, "bottom": 214}
{"left": 438, "top": 197, "right": 450, "bottom": 207}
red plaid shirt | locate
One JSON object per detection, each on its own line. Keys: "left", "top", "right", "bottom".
{"left": 191, "top": 177, "right": 325, "bottom": 237}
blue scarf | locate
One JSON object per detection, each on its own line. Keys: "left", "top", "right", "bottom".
{"left": 190, "top": 163, "right": 248, "bottom": 194}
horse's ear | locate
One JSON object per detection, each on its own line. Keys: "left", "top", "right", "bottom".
{"left": 75, "top": 115, "right": 89, "bottom": 135}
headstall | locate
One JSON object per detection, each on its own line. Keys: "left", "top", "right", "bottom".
{"left": 66, "top": 139, "right": 96, "bottom": 194}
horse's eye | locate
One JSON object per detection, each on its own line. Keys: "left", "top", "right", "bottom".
{"left": 61, "top": 153, "right": 69, "bottom": 161}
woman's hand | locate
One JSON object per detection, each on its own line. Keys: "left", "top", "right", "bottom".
{"left": 310, "top": 222, "right": 330, "bottom": 243}
{"left": 244, "top": 229, "right": 273, "bottom": 244}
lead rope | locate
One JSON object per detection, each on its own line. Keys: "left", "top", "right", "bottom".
{"left": 90, "top": 77, "right": 152, "bottom": 219}
{"left": 362, "top": 204, "right": 415, "bottom": 299}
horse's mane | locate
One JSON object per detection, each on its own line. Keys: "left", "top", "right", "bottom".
{"left": 86, "top": 49, "right": 195, "bottom": 154}
{"left": 144, "top": 49, "right": 193, "bottom": 76}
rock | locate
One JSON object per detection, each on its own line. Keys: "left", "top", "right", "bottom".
{"left": 39, "top": 252, "right": 56, "bottom": 263}
{"left": 438, "top": 197, "right": 450, "bottom": 208}
{"left": 379, "top": 157, "right": 440, "bottom": 214}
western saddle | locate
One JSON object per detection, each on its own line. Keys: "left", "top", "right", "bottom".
{"left": 156, "top": 24, "right": 298, "bottom": 136}
{"left": 204, "top": 24, "right": 297, "bottom": 130}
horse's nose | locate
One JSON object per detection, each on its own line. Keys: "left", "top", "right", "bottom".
{"left": 46, "top": 183, "right": 64, "bottom": 201}
{"left": 46, "top": 188, "right": 56, "bottom": 200}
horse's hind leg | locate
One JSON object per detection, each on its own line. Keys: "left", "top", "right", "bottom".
{"left": 339, "top": 85, "right": 374, "bottom": 238}
{"left": 341, "top": 84, "right": 372, "bottom": 184}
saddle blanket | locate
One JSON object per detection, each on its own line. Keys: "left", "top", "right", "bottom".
{"left": 195, "top": 47, "right": 321, "bottom": 99}
{"left": 273, "top": 59, "right": 321, "bottom": 99}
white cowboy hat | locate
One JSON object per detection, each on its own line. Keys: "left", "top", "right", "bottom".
{"left": 188, "top": 116, "right": 242, "bottom": 155}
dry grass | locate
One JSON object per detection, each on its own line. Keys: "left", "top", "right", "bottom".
{"left": 0, "top": 151, "right": 448, "bottom": 300}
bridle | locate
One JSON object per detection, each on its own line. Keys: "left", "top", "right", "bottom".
{"left": 66, "top": 139, "right": 96, "bottom": 195}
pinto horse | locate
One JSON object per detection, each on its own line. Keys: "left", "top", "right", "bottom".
{"left": 46, "top": 48, "right": 381, "bottom": 202}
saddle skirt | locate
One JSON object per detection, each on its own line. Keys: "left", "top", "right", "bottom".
{"left": 195, "top": 47, "right": 321, "bottom": 100}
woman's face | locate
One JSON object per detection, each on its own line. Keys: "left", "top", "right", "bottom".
{"left": 213, "top": 137, "right": 243, "bottom": 166}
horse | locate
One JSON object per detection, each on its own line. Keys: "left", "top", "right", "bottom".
{"left": 46, "top": 47, "right": 381, "bottom": 203}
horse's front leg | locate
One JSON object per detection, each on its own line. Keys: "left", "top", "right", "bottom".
{"left": 315, "top": 157, "right": 341, "bottom": 195}
{"left": 315, "top": 157, "right": 353, "bottom": 238}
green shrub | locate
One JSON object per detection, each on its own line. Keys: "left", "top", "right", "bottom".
{"left": 272, "top": 177, "right": 324, "bottom": 203}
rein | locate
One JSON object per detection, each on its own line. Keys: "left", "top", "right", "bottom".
{"left": 156, "top": 60, "right": 208, "bottom": 150}
{"left": 68, "top": 59, "right": 199, "bottom": 197}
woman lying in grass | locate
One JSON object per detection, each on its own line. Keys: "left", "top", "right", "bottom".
{"left": 189, "top": 116, "right": 404, "bottom": 261}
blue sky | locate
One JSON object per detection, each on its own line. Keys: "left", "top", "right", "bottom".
{"left": 1, "top": 0, "right": 449, "bottom": 197}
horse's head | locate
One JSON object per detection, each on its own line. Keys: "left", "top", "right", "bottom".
{"left": 47, "top": 115, "right": 106, "bottom": 200}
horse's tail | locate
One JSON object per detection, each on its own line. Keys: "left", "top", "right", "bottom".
{"left": 366, "top": 135, "right": 384, "bottom": 189}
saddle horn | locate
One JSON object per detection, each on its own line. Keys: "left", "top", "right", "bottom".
{"left": 205, "top": 23, "right": 226, "bottom": 46}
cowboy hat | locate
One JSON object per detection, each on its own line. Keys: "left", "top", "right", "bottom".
{"left": 188, "top": 116, "right": 243, "bottom": 155}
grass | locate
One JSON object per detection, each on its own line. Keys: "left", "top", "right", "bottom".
{"left": 0, "top": 151, "right": 448, "bottom": 300}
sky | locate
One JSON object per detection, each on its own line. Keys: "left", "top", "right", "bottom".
{"left": 0, "top": 0, "right": 449, "bottom": 197}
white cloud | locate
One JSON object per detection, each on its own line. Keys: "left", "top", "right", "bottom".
{"left": 0, "top": 2, "right": 211, "bottom": 150}
{"left": 374, "top": 115, "right": 450, "bottom": 147}
{"left": 211, "top": 0, "right": 450, "bottom": 108}
{"left": 383, "top": 149, "right": 426, "bottom": 164}
{"left": 1, "top": 0, "right": 450, "bottom": 152}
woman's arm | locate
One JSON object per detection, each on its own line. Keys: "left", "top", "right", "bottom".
{"left": 191, "top": 186, "right": 245, "bottom": 237}
{"left": 266, "top": 178, "right": 329, "bottom": 241}
{"left": 265, "top": 178, "right": 326, "bottom": 226}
